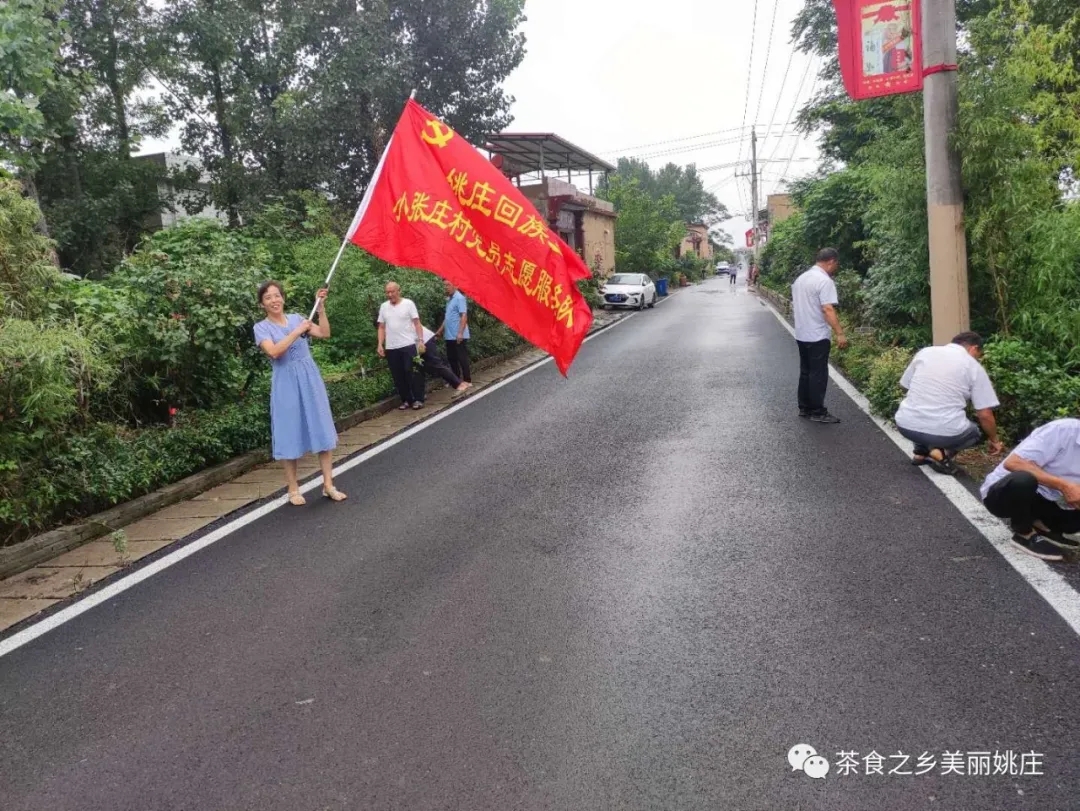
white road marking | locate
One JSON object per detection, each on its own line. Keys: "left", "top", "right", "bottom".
{"left": 0, "top": 306, "right": 659, "bottom": 658}
{"left": 760, "top": 298, "right": 1080, "bottom": 638}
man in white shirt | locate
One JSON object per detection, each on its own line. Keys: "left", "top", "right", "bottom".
{"left": 377, "top": 281, "right": 427, "bottom": 410}
{"left": 894, "top": 332, "right": 1003, "bottom": 475}
{"left": 791, "top": 248, "right": 848, "bottom": 423}
{"left": 980, "top": 419, "right": 1080, "bottom": 561}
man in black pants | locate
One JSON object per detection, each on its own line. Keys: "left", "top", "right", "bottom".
{"left": 438, "top": 281, "right": 472, "bottom": 385}
{"left": 729, "top": 268, "right": 737, "bottom": 286}
{"left": 980, "top": 418, "right": 1080, "bottom": 561}
{"left": 791, "top": 248, "right": 848, "bottom": 423}
{"left": 420, "top": 327, "right": 471, "bottom": 394}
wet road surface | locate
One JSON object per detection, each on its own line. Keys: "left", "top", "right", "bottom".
{"left": 3, "top": 277, "right": 1080, "bottom": 810}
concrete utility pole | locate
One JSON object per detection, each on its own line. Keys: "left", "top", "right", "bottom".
{"left": 922, "top": 0, "right": 970, "bottom": 344}
{"left": 750, "top": 129, "right": 760, "bottom": 270}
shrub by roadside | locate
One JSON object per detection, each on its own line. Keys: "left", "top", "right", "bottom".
{"left": 2, "top": 370, "right": 396, "bottom": 544}
{"left": 764, "top": 291, "right": 1080, "bottom": 459}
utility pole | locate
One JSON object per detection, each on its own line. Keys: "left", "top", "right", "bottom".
{"left": 923, "top": 0, "right": 969, "bottom": 344}
{"left": 751, "top": 129, "right": 760, "bottom": 272}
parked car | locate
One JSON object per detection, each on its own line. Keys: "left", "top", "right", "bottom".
{"left": 715, "top": 261, "right": 731, "bottom": 276}
{"left": 599, "top": 273, "right": 657, "bottom": 310}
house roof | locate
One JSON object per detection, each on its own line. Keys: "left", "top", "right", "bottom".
{"left": 484, "top": 133, "right": 616, "bottom": 175}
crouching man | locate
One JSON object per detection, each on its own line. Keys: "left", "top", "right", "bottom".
{"left": 980, "top": 418, "right": 1080, "bottom": 561}
{"left": 420, "top": 326, "right": 471, "bottom": 395}
{"left": 894, "top": 332, "right": 1003, "bottom": 475}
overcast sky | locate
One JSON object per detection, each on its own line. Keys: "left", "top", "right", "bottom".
{"left": 139, "top": 0, "right": 823, "bottom": 246}
{"left": 501, "top": 0, "right": 823, "bottom": 245}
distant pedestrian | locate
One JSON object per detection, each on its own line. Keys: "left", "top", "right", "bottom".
{"left": 254, "top": 282, "right": 346, "bottom": 506}
{"left": 894, "top": 332, "right": 1004, "bottom": 475}
{"left": 377, "top": 281, "right": 427, "bottom": 411}
{"left": 981, "top": 418, "right": 1080, "bottom": 561}
{"left": 420, "top": 326, "right": 472, "bottom": 394}
{"left": 729, "top": 267, "right": 738, "bottom": 286}
{"left": 791, "top": 248, "right": 848, "bottom": 423}
{"left": 437, "top": 280, "right": 471, "bottom": 384}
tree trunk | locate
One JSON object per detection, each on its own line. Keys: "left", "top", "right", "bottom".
{"left": 105, "top": 29, "right": 131, "bottom": 159}
{"left": 211, "top": 69, "right": 241, "bottom": 228}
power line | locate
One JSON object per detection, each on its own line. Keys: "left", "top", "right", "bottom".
{"left": 760, "top": 44, "right": 801, "bottom": 166}
{"left": 599, "top": 126, "right": 752, "bottom": 155}
{"left": 765, "top": 55, "right": 818, "bottom": 168}
{"left": 770, "top": 73, "right": 822, "bottom": 196}
{"left": 736, "top": 0, "right": 761, "bottom": 167}
{"left": 605, "top": 122, "right": 798, "bottom": 160}
{"left": 751, "top": 0, "right": 782, "bottom": 129}
{"left": 630, "top": 135, "right": 756, "bottom": 163}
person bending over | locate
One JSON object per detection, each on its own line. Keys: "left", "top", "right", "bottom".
{"left": 894, "top": 332, "right": 1003, "bottom": 475}
{"left": 981, "top": 418, "right": 1080, "bottom": 561}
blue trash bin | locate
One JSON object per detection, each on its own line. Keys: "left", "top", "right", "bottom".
{"left": 656, "top": 278, "right": 669, "bottom": 297}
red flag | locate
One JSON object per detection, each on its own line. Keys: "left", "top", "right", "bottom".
{"left": 348, "top": 99, "right": 593, "bottom": 376}
{"left": 834, "top": 0, "right": 923, "bottom": 100}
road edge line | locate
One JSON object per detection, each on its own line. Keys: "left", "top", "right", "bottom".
{"left": 0, "top": 310, "right": 640, "bottom": 659}
{"left": 758, "top": 297, "right": 1080, "bottom": 638}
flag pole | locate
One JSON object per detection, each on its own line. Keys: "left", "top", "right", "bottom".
{"left": 308, "top": 89, "right": 417, "bottom": 321}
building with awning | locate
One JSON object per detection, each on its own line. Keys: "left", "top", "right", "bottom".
{"left": 484, "top": 133, "right": 618, "bottom": 277}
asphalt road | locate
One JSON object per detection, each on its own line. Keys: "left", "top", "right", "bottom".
{"left": 4, "top": 276, "right": 1080, "bottom": 810}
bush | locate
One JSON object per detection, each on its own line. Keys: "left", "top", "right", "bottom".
{"left": 0, "top": 318, "right": 118, "bottom": 541}
{"left": 833, "top": 331, "right": 883, "bottom": 389}
{"left": 865, "top": 347, "right": 914, "bottom": 419}
{"left": 0, "top": 367, "right": 397, "bottom": 544}
{"left": 981, "top": 337, "right": 1080, "bottom": 444}
{"left": 0, "top": 317, "right": 115, "bottom": 437}
{"left": 105, "top": 220, "right": 273, "bottom": 417}
{"left": 0, "top": 178, "right": 64, "bottom": 319}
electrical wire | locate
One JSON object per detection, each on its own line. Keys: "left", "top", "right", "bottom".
{"left": 751, "top": 0, "right": 782, "bottom": 129}
{"left": 736, "top": 0, "right": 762, "bottom": 167}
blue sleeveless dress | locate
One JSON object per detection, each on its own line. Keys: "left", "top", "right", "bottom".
{"left": 253, "top": 314, "right": 338, "bottom": 460}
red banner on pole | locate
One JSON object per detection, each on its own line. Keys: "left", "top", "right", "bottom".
{"left": 745, "top": 229, "right": 754, "bottom": 248}
{"left": 349, "top": 99, "right": 593, "bottom": 376}
{"left": 834, "top": 0, "right": 923, "bottom": 100}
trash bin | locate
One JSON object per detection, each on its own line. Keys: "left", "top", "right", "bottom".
{"left": 656, "top": 278, "right": 669, "bottom": 297}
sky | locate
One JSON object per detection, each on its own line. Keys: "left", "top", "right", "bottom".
{"left": 138, "top": 0, "right": 824, "bottom": 247}
{"left": 500, "top": 0, "right": 824, "bottom": 245}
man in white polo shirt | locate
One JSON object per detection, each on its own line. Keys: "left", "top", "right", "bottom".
{"left": 791, "top": 248, "right": 848, "bottom": 423}
{"left": 980, "top": 419, "right": 1080, "bottom": 561}
{"left": 894, "top": 332, "right": 1003, "bottom": 475}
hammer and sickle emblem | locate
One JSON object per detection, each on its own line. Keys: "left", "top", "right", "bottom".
{"left": 421, "top": 119, "right": 455, "bottom": 149}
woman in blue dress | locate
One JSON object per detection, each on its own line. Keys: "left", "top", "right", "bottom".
{"left": 253, "top": 281, "right": 347, "bottom": 506}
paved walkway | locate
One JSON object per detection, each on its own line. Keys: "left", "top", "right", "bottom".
{"left": 0, "top": 311, "right": 625, "bottom": 632}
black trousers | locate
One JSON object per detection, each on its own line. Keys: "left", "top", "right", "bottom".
{"left": 386, "top": 345, "right": 425, "bottom": 404}
{"left": 983, "top": 471, "right": 1080, "bottom": 535}
{"left": 421, "top": 339, "right": 461, "bottom": 388}
{"left": 796, "top": 339, "right": 832, "bottom": 415}
{"left": 445, "top": 340, "right": 471, "bottom": 383}
{"left": 729, "top": 272, "right": 737, "bottom": 285}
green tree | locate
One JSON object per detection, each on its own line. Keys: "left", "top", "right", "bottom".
{"left": 161, "top": 0, "right": 526, "bottom": 222}
{"left": 605, "top": 157, "right": 730, "bottom": 227}
{"left": 598, "top": 175, "right": 684, "bottom": 277}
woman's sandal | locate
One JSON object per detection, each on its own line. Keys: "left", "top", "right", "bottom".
{"left": 323, "top": 487, "right": 347, "bottom": 502}
{"left": 288, "top": 491, "right": 306, "bottom": 506}
{"left": 397, "top": 403, "right": 411, "bottom": 411}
